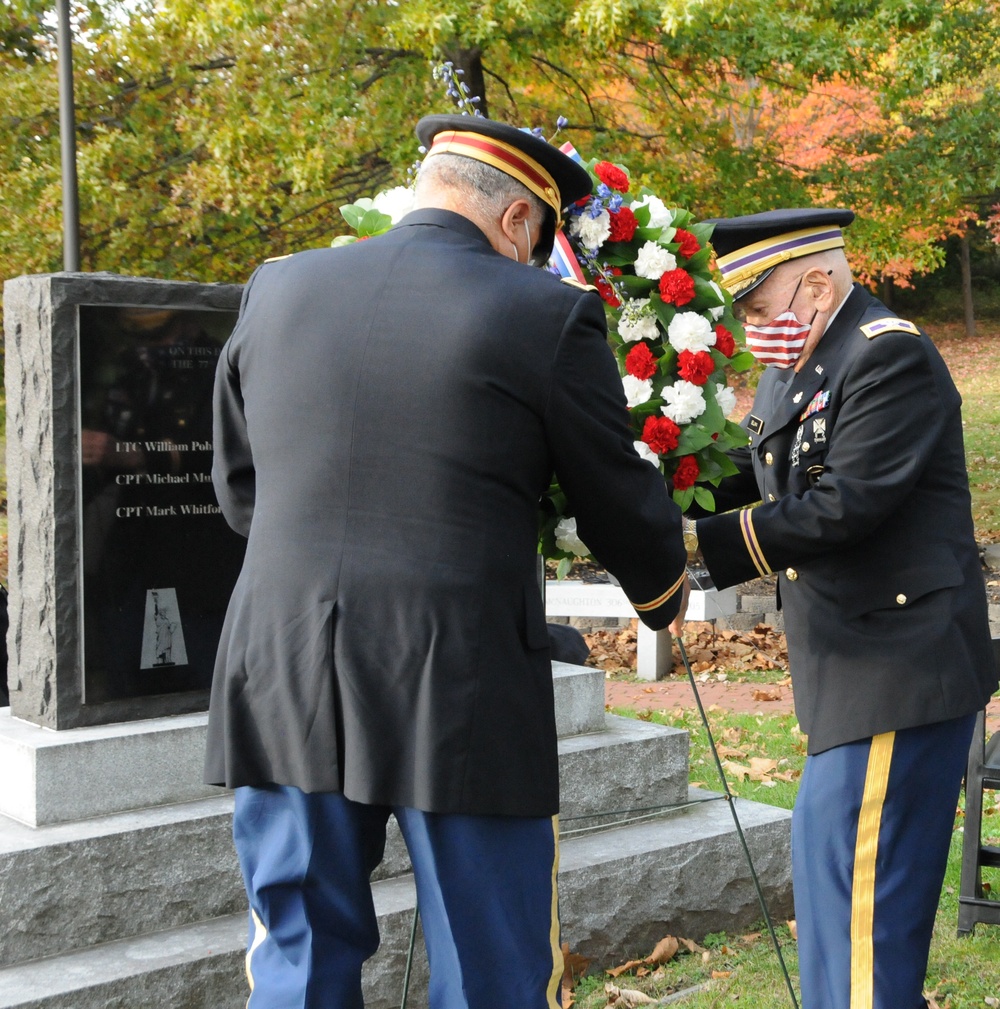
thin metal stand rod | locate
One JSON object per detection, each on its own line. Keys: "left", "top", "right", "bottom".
{"left": 676, "top": 635, "right": 800, "bottom": 1009}
{"left": 400, "top": 903, "right": 420, "bottom": 1009}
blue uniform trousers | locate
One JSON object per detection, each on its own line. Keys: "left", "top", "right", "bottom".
{"left": 232, "top": 785, "right": 563, "bottom": 1009}
{"left": 792, "top": 713, "right": 975, "bottom": 1009}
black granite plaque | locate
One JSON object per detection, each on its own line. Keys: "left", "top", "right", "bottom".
{"left": 78, "top": 304, "right": 245, "bottom": 711}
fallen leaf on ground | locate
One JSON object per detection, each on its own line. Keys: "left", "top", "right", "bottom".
{"left": 605, "top": 983, "right": 656, "bottom": 1006}
{"left": 606, "top": 960, "right": 645, "bottom": 978}
{"left": 751, "top": 687, "right": 783, "bottom": 702}
{"left": 645, "top": 935, "right": 680, "bottom": 965}
{"left": 787, "top": 919, "right": 797, "bottom": 940}
{"left": 716, "top": 744, "right": 748, "bottom": 759}
{"left": 711, "top": 970, "right": 733, "bottom": 979}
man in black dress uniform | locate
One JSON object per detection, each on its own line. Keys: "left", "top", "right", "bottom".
{"left": 687, "top": 208, "right": 998, "bottom": 1009}
{"left": 207, "top": 115, "right": 688, "bottom": 1008}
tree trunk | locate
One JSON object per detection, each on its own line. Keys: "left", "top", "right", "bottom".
{"left": 441, "top": 45, "right": 487, "bottom": 119}
{"left": 960, "top": 231, "right": 976, "bottom": 337}
{"left": 881, "top": 274, "right": 894, "bottom": 310}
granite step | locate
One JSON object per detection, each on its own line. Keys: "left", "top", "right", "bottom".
{"left": 0, "top": 789, "right": 793, "bottom": 1009}
{"left": 0, "top": 716, "right": 688, "bottom": 967}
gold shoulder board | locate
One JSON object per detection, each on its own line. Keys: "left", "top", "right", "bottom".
{"left": 860, "top": 317, "right": 921, "bottom": 340}
{"left": 263, "top": 254, "right": 291, "bottom": 264}
{"left": 560, "top": 277, "right": 598, "bottom": 292}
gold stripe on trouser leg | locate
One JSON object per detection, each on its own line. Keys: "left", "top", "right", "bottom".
{"left": 245, "top": 907, "right": 267, "bottom": 1005}
{"left": 850, "top": 732, "right": 895, "bottom": 1009}
{"left": 546, "top": 816, "right": 563, "bottom": 1009}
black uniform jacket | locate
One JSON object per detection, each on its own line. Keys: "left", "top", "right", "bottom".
{"left": 697, "top": 285, "right": 997, "bottom": 753}
{"left": 205, "top": 209, "right": 687, "bottom": 816}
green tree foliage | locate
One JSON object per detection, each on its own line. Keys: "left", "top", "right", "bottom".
{"left": 1, "top": 0, "right": 998, "bottom": 290}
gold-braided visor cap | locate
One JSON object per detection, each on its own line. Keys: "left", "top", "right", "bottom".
{"left": 717, "top": 226, "right": 847, "bottom": 297}
{"left": 426, "top": 130, "right": 564, "bottom": 225}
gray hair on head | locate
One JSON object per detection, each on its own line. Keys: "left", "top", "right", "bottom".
{"left": 416, "top": 152, "right": 547, "bottom": 226}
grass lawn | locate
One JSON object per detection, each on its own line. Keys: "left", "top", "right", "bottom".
{"left": 927, "top": 321, "right": 1000, "bottom": 543}
{"left": 564, "top": 702, "right": 1000, "bottom": 1008}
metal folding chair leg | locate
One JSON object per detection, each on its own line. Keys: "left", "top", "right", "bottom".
{"left": 957, "top": 637, "right": 1000, "bottom": 937}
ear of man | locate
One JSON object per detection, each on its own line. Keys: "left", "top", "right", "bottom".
{"left": 802, "top": 263, "right": 837, "bottom": 314}
{"left": 500, "top": 198, "right": 534, "bottom": 245}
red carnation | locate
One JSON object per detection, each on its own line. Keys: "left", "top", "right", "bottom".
{"left": 595, "top": 266, "right": 622, "bottom": 308}
{"left": 641, "top": 415, "right": 681, "bottom": 455}
{"left": 658, "top": 268, "right": 696, "bottom": 306}
{"left": 674, "top": 228, "right": 701, "bottom": 259}
{"left": 672, "top": 455, "right": 700, "bottom": 491}
{"left": 594, "top": 161, "right": 630, "bottom": 193}
{"left": 625, "top": 342, "right": 658, "bottom": 381}
{"left": 714, "top": 324, "right": 736, "bottom": 357}
{"left": 677, "top": 349, "right": 715, "bottom": 386}
{"left": 608, "top": 206, "right": 638, "bottom": 243}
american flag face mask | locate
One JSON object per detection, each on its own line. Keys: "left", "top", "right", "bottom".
{"left": 742, "top": 275, "right": 815, "bottom": 369}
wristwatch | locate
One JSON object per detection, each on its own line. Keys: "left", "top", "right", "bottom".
{"left": 682, "top": 517, "right": 699, "bottom": 559}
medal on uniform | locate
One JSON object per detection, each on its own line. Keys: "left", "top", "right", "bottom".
{"left": 790, "top": 424, "right": 804, "bottom": 467}
{"left": 799, "top": 389, "right": 830, "bottom": 423}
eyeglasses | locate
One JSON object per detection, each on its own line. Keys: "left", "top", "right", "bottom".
{"left": 733, "top": 269, "right": 808, "bottom": 323}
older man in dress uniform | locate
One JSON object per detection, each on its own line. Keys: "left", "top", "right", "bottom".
{"left": 206, "top": 114, "right": 688, "bottom": 1009}
{"left": 686, "top": 208, "right": 998, "bottom": 1009}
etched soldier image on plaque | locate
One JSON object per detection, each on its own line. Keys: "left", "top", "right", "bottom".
{"left": 78, "top": 304, "right": 245, "bottom": 708}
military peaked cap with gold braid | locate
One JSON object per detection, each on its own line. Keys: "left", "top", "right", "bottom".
{"left": 707, "top": 208, "right": 856, "bottom": 299}
{"left": 416, "top": 114, "right": 593, "bottom": 262}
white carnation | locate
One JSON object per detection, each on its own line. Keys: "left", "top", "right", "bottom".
{"left": 713, "top": 382, "right": 737, "bottom": 417}
{"left": 570, "top": 209, "right": 612, "bottom": 250}
{"left": 661, "top": 380, "right": 706, "bottom": 425}
{"left": 707, "top": 280, "right": 726, "bottom": 321}
{"left": 633, "top": 440, "right": 662, "bottom": 467}
{"left": 372, "top": 186, "right": 415, "bottom": 223}
{"left": 622, "top": 375, "right": 653, "bottom": 408}
{"left": 634, "top": 241, "right": 677, "bottom": 280}
{"left": 667, "top": 312, "right": 715, "bottom": 354}
{"left": 617, "top": 298, "right": 660, "bottom": 343}
{"left": 554, "top": 516, "right": 591, "bottom": 557}
{"left": 632, "top": 194, "right": 673, "bottom": 231}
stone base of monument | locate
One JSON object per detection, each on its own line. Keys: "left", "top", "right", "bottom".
{"left": 0, "top": 663, "right": 791, "bottom": 1009}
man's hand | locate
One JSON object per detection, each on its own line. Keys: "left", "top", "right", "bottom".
{"left": 668, "top": 574, "right": 690, "bottom": 637}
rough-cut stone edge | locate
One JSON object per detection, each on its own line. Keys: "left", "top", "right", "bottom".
{"left": 3, "top": 273, "right": 242, "bottom": 731}
{"left": 0, "top": 796, "right": 241, "bottom": 968}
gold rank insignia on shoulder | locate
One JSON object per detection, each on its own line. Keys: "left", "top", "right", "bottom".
{"left": 263, "top": 254, "right": 291, "bottom": 264}
{"left": 560, "top": 277, "right": 598, "bottom": 292}
{"left": 860, "top": 317, "right": 921, "bottom": 339}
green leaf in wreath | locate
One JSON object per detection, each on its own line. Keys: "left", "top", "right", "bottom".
{"left": 650, "top": 294, "right": 677, "bottom": 331}
{"left": 684, "top": 247, "right": 715, "bottom": 273}
{"left": 618, "top": 274, "right": 657, "bottom": 296}
{"left": 728, "top": 350, "right": 757, "bottom": 373}
{"left": 356, "top": 208, "right": 394, "bottom": 238}
{"left": 339, "top": 199, "right": 376, "bottom": 228}
{"left": 657, "top": 345, "right": 677, "bottom": 374}
{"left": 689, "top": 222, "right": 716, "bottom": 247}
{"left": 693, "top": 485, "right": 717, "bottom": 512}
{"left": 556, "top": 557, "right": 574, "bottom": 579}
{"left": 673, "top": 484, "right": 696, "bottom": 510}
{"left": 675, "top": 424, "right": 717, "bottom": 454}
{"left": 708, "top": 444, "right": 742, "bottom": 478}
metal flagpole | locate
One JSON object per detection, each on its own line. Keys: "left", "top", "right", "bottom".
{"left": 56, "top": 0, "right": 81, "bottom": 271}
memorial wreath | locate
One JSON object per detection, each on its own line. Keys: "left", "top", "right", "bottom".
{"left": 334, "top": 108, "right": 752, "bottom": 576}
